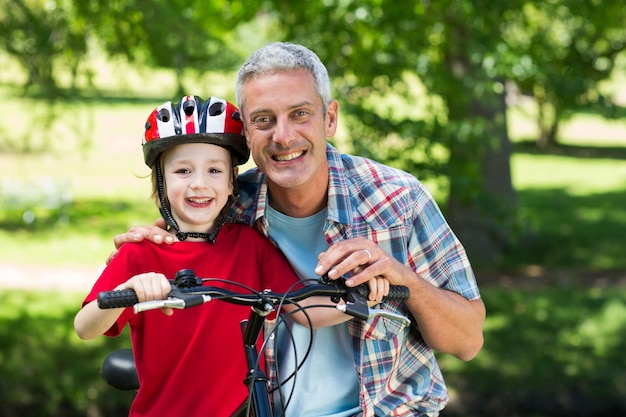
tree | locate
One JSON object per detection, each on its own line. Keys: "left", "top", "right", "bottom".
{"left": 503, "top": 0, "right": 626, "bottom": 147}
{"left": 262, "top": 0, "right": 626, "bottom": 263}
{"left": 0, "top": 0, "right": 258, "bottom": 96}
{"left": 71, "top": 0, "right": 257, "bottom": 95}
{"left": 267, "top": 0, "right": 520, "bottom": 263}
{"left": 0, "top": 0, "right": 88, "bottom": 94}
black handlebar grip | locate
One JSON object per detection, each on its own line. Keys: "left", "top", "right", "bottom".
{"left": 355, "top": 284, "right": 410, "bottom": 302}
{"left": 97, "top": 289, "right": 140, "bottom": 309}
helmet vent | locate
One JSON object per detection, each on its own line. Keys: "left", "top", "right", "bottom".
{"left": 157, "top": 108, "right": 171, "bottom": 122}
{"left": 209, "top": 101, "right": 225, "bottom": 116}
{"left": 232, "top": 110, "right": 241, "bottom": 121}
{"left": 182, "top": 100, "right": 196, "bottom": 116}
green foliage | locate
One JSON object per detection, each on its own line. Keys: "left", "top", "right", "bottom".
{"left": 0, "top": 0, "right": 88, "bottom": 94}
{"left": 0, "top": 0, "right": 260, "bottom": 96}
{"left": 72, "top": 0, "right": 254, "bottom": 69}
{"left": 0, "top": 290, "right": 133, "bottom": 417}
{"left": 440, "top": 286, "right": 626, "bottom": 416}
{"left": 503, "top": 0, "right": 626, "bottom": 146}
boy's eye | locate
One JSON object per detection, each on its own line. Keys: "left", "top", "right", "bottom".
{"left": 175, "top": 168, "right": 190, "bottom": 174}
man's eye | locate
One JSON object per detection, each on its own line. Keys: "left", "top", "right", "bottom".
{"left": 293, "top": 109, "right": 311, "bottom": 120}
{"left": 253, "top": 116, "right": 271, "bottom": 124}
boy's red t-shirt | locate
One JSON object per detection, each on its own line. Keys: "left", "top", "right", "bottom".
{"left": 83, "top": 224, "right": 300, "bottom": 417}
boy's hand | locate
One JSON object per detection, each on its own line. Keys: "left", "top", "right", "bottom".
{"left": 365, "top": 275, "right": 390, "bottom": 303}
{"left": 116, "top": 272, "right": 174, "bottom": 316}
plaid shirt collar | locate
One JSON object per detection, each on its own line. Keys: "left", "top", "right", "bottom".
{"left": 235, "top": 143, "right": 352, "bottom": 233}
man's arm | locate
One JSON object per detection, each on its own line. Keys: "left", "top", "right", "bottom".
{"left": 315, "top": 237, "right": 485, "bottom": 361}
{"left": 108, "top": 218, "right": 174, "bottom": 263}
{"left": 113, "top": 218, "right": 173, "bottom": 249}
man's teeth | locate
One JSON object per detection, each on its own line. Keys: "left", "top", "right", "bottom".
{"left": 274, "top": 151, "right": 303, "bottom": 161}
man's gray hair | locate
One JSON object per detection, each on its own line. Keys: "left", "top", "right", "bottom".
{"left": 235, "top": 42, "right": 332, "bottom": 113}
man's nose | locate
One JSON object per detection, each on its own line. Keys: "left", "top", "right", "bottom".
{"left": 272, "top": 117, "right": 295, "bottom": 146}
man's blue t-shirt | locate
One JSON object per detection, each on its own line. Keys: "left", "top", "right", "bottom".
{"left": 267, "top": 205, "right": 360, "bottom": 417}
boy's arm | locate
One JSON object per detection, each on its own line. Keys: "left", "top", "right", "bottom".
{"left": 74, "top": 299, "right": 126, "bottom": 340}
{"left": 284, "top": 277, "right": 389, "bottom": 329}
{"left": 74, "top": 272, "right": 173, "bottom": 340}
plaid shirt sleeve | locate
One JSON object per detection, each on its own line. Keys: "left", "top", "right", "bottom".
{"left": 324, "top": 145, "right": 480, "bottom": 416}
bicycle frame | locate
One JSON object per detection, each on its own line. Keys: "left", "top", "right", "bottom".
{"left": 232, "top": 301, "right": 274, "bottom": 417}
{"left": 99, "top": 269, "right": 410, "bottom": 416}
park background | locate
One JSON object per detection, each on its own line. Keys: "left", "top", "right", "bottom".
{"left": 1, "top": 1, "right": 626, "bottom": 416}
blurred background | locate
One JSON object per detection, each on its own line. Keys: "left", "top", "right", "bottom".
{"left": 0, "top": 1, "right": 625, "bottom": 416}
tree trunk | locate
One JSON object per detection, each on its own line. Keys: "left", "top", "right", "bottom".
{"left": 446, "top": 85, "right": 517, "bottom": 265}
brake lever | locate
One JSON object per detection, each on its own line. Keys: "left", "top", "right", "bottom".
{"left": 133, "top": 285, "right": 211, "bottom": 314}
{"left": 320, "top": 274, "right": 369, "bottom": 320}
{"left": 321, "top": 274, "right": 412, "bottom": 326}
{"left": 339, "top": 287, "right": 370, "bottom": 320}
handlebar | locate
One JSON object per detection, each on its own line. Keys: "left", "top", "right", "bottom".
{"left": 97, "top": 269, "right": 411, "bottom": 326}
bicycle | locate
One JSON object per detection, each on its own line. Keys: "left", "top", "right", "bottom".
{"left": 98, "top": 268, "right": 411, "bottom": 417}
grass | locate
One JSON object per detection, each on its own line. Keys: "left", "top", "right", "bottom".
{"left": 503, "top": 147, "right": 626, "bottom": 269}
{"left": 1, "top": 283, "right": 625, "bottom": 416}
{"left": 440, "top": 284, "right": 626, "bottom": 416}
{"left": 0, "top": 290, "right": 134, "bottom": 417}
{"left": 0, "top": 199, "right": 157, "bottom": 267}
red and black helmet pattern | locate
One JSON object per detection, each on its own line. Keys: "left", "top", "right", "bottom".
{"left": 142, "top": 95, "right": 249, "bottom": 167}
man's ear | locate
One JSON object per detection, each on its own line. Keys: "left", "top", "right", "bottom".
{"left": 325, "top": 100, "right": 339, "bottom": 138}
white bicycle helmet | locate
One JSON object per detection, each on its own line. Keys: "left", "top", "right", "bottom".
{"left": 143, "top": 95, "right": 249, "bottom": 167}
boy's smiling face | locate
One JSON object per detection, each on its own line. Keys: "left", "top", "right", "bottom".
{"left": 162, "top": 143, "right": 233, "bottom": 235}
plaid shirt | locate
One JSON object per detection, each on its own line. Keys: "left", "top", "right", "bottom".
{"left": 231, "top": 144, "right": 480, "bottom": 417}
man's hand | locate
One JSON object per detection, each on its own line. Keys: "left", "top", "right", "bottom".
{"left": 314, "top": 237, "right": 486, "bottom": 360}
{"left": 315, "top": 237, "right": 406, "bottom": 288}
{"left": 107, "top": 218, "right": 174, "bottom": 264}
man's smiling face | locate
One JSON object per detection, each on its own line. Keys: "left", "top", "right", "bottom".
{"left": 241, "top": 69, "right": 338, "bottom": 198}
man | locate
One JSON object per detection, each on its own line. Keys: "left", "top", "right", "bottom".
{"left": 114, "top": 42, "right": 485, "bottom": 417}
